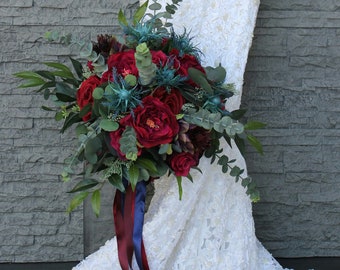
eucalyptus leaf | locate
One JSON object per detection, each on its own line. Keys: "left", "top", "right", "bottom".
{"left": 158, "top": 144, "right": 170, "bottom": 155}
{"left": 204, "top": 64, "right": 226, "bottom": 83}
{"left": 149, "top": 2, "right": 162, "bottom": 10}
{"left": 92, "top": 87, "right": 104, "bottom": 100}
{"left": 119, "top": 126, "right": 138, "bottom": 161}
{"left": 99, "top": 119, "right": 119, "bottom": 131}
{"left": 75, "top": 124, "right": 88, "bottom": 136}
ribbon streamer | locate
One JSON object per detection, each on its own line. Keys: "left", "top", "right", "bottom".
{"left": 113, "top": 179, "right": 150, "bottom": 270}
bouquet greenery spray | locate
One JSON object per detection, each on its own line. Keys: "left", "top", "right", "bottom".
{"left": 14, "top": 0, "right": 264, "bottom": 218}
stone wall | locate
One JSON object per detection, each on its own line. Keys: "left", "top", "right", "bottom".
{"left": 243, "top": 0, "right": 340, "bottom": 257}
{"left": 0, "top": 0, "right": 138, "bottom": 263}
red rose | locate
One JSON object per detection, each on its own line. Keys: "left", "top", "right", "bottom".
{"left": 101, "top": 50, "right": 138, "bottom": 83}
{"left": 151, "top": 50, "right": 168, "bottom": 67}
{"left": 152, "top": 87, "right": 185, "bottom": 114}
{"left": 121, "top": 96, "right": 179, "bottom": 148}
{"left": 76, "top": 75, "right": 101, "bottom": 121}
{"left": 170, "top": 49, "right": 205, "bottom": 86}
{"left": 169, "top": 152, "right": 198, "bottom": 176}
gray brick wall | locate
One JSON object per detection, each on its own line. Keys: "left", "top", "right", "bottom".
{"left": 0, "top": 0, "right": 138, "bottom": 263}
{"left": 243, "top": 0, "right": 340, "bottom": 257}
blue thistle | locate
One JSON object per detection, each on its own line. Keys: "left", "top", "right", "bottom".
{"left": 170, "top": 28, "right": 202, "bottom": 60}
{"left": 155, "top": 61, "right": 186, "bottom": 91}
{"left": 122, "top": 20, "right": 167, "bottom": 48}
{"left": 102, "top": 70, "right": 144, "bottom": 116}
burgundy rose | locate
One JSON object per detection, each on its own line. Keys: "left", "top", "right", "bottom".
{"left": 76, "top": 75, "right": 101, "bottom": 121}
{"left": 120, "top": 96, "right": 179, "bottom": 148}
{"left": 151, "top": 50, "right": 168, "bottom": 67}
{"left": 170, "top": 48, "right": 205, "bottom": 86}
{"left": 152, "top": 87, "right": 185, "bottom": 114}
{"left": 101, "top": 50, "right": 139, "bottom": 83}
{"left": 169, "top": 152, "right": 198, "bottom": 177}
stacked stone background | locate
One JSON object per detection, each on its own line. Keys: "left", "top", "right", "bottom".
{"left": 243, "top": 0, "right": 340, "bottom": 257}
{"left": 1, "top": 0, "right": 339, "bottom": 264}
{"left": 0, "top": 0, "right": 138, "bottom": 262}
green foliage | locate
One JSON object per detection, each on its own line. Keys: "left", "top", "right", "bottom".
{"left": 67, "top": 191, "right": 89, "bottom": 213}
{"left": 183, "top": 108, "right": 244, "bottom": 137}
{"left": 99, "top": 119, "right": 119, "bottom": 132}
{"left": 68, "top": 178, "right": 99, "bottom": 193}
{"left": 134, "top": 43, "right": 157, "bottom": 85}
{"left": 176, "top": 176, "right": 183, "bottom": 200}
{"left": 91, "top": 190, "right": 101, "bottom": 217}
{"left": 119, "top": 126, "right": 138, "bottom": 161}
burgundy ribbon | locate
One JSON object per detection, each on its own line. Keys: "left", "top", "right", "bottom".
{"left": 113, "top": 180, "right": 150, "bottom": 270}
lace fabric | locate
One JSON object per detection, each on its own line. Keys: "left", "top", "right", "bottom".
{"left": 74, "top": 0, "right": 289, "bottom": 269}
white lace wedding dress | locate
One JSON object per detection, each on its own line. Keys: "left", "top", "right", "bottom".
{"left": 74, "top": 0, "right": 287, "bottom": 269}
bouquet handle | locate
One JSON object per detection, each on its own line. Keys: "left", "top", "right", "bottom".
{"left": 113, "top": 179, "right": 150, "bottom": 270}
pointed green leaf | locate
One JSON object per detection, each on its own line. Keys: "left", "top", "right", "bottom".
{"left": 61, "top": 112, "right": 81, "bottom": 133}
{"left": 79, "top": 104, "right": 91, "bottom": 118}
{"left": 18, "top": 78, "right": 46, "bottom": 88}
{"left": 55, "top": 82, "right": 76, "bottom": 98}
{"left": 247, "top": 134, "right": 264, "bottom": 155}
{"left": 68, "top": 178, "right": 99, "bottom": 193}
{"left": 128, "top": 164, "right": 139, "bottom": 190}
{"left": 66, "top": 191, "right": 89, "bottom": 213}
{"left": 70, "top": 57, "right": 84, "bottom": 79}
{"left": 118, "top": 9, "right": 128, "bottom": 26}
{"left": 135, "top": 158, "right": 158, "bottom": 174}
{"left": 244, "top": 121, "right": 266, "bottom": 130}
{"left": 44, "top": 62, "right": 74, "bottom": 79}
{"left": 41, "top": 105, "right": 54, "bottom": 111}
{"left": 133, "top": 0, "right": 149, "bottom": 25}
{"left": 188, "top": 68, "right": 212, "bottom": 93}
{"left": 230, "top": 109, "right": 247, "bottom": 120}
{"left": 91, "top": 190, "right": 101, "bottom": 217}
{"left": 108, "top": 174, "right": 125, "bottom": 192}
{"left": 234, "top": 134, "right": 245, "bottom": 156}
{"left": 35, "top": 70, "right": 56, "bottom": 81}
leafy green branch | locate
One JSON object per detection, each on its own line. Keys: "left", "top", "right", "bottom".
{"left": 216, "top": 154, "right": 260, "bottom": 202}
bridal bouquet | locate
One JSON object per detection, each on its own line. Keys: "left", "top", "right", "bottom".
{"left": 15, "top": 0, "right": 263, "bottom": 268}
